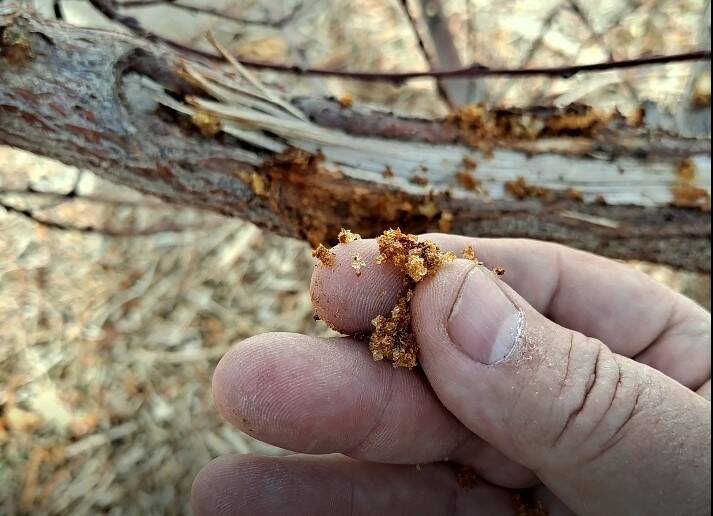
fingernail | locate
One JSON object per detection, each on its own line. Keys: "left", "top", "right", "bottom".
{"left": 447, "top": 267, "right": 523, "bottom": 364}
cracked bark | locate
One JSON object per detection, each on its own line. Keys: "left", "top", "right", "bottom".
{"left": 0, "top": 7, "right": 710, "bottom": 271}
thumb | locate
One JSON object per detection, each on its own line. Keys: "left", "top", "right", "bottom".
{"left": 412, "top": 260, "right": 711, "bottom": 516}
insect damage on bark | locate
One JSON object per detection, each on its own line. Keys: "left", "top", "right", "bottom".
{"left": 1, "top": 7, "right": 711, "bottom": 272}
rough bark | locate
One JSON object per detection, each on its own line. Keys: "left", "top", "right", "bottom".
{"left": 0, "top": 7, "right": 711, "bottom": 271}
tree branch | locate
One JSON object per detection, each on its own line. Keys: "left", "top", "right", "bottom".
{"left": 86, "top": 0, "right": 711, "bottom": 83}
{"left": 0, "top": 7, "right": 710, "bottom": 271}
{"left": 398, "top": 0, "right": 456, "bottom": 110}
{"left": 414, "top": 0, "right": 476, "bottom": 105}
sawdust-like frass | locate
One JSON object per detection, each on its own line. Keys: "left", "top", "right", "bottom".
{"left": 369, "top": 229, "right": 458, "bottom": 368}
{"left": 314, "top": 228, "right": 462, "bottom": 368}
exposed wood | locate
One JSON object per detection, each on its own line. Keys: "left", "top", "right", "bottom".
{"left": 0, "top": 7, "right": 711, "bottom": 271}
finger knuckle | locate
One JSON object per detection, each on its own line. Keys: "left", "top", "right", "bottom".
{"left": 547, "top": 334, "right": 643, "bottom": 465}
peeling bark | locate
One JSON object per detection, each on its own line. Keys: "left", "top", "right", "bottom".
{"left": 0, "top": 7, "right": 711, "bottom": 271}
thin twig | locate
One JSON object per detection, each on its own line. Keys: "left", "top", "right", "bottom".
{"left": 205, "top": 33, "right": 307, "bottom": 121}
{"left": 398, "top": 0, "right": 455, "bottom": 110}
{"left": 530, "top": 0, "right": 643, "bottom": 104}
{"left": 565, "top": 0, "right": 640, "bottom": 102}
{"left": 0, "top": 199, "right": 219, "bottom": 236}
{"left": 115, "top": 0, "right": 301, "bottom": 28}
{"left": 0, "top": 187, "right": 166, "bottom": 208}
{"left": 87, "top": 0, "right": 711, "bottom": 83}
{"left": 415, "top": 0, "right": 473, "bottom": 105}
{"left": 492, "top": 5, "right": 560, "bottom": 103}
{"left": 53, "top": 0, "right": 64, "bottom": 20}
{"left": 463, "top": 0, "right": 482, "bottom": 103}
{"left": 683, "top": 0, "right": 711, "bottom": 106}
{"left": 179, "top": 47, "right": 713, "bottom": 81}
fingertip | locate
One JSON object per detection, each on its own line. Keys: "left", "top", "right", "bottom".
{"left": 193, "top": 454, "right": 518, "bottom": 516}
{"left": 192, "top": 454, "right": 290, "bottom": 516}
{"left": 212, "top": 333, "right": 295, "bottom": 433}
{"left": 191, "top": 455, "right": 237, "bottom": 516}
{"left": 210, "top": 332, "right": 392, "bottom": 455}
{"left": 213, "top": 340, "right": 247, "bottom": 432}
{"left": 310, "top": 240, "right": 403, "bottom": 333}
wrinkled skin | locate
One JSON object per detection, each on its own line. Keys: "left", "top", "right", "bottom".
{"left": 193, "top": 236, "right": 711, "bottom": 516}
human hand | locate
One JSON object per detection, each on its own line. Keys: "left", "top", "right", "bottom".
{"left": 192, "top": 235, "right": 711, "bottom": 516}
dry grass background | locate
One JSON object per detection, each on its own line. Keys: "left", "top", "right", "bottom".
{"left": 1, "top": 0, "right": 710, "bottom": 514}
